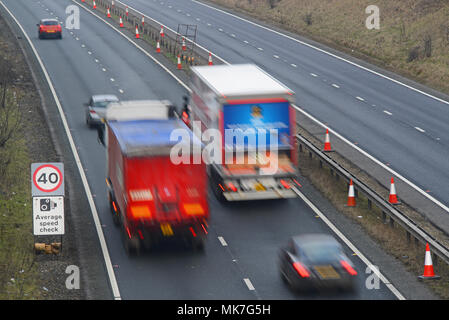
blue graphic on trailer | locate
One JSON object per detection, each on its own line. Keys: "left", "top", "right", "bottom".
{"left": 223, "top": 101, "right": 291, "bottom": 150}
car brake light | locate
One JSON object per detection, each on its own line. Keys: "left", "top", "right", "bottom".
{"left": 340, "top": 260, "right": 357, "bottom": 276}
{"left": 280, "top": 179, "right": 290, "bottom": 189}
{"left": 293, "top": 262, "right": 310, "bottom": 278}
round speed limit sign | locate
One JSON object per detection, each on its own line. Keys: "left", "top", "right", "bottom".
{"left": 31, "top": 163, "right": 64, "bottom": 196}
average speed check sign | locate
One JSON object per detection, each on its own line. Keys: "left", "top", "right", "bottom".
{"left": 31, "top": 163, "right": 64, "bottom": 196}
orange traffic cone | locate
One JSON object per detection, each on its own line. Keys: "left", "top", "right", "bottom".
{"left": 93, "top": 0, "right": 96, "bottom": 9}
{"left": 119, "top": 16, "right": 124, "bottom": 28}
{"left": 107, "top": 8, "right": 111, "bottom": 18}
{"left": 418, "top": 243, "right": 440, "bottom": 280}
{"left": 208, "top": 52, "right": 213, "bottom": 66}
{"left": 156, "top": 40, "right": 160, "bottom": 53}
{"left": 142, "top": 16, "right": 145, "bottom": 26}
{"left": 160, "top": 26, "right": 164, "bottom": 38}
{"left": 389, "top": 177, "right": 399, "bottom": 204}
{"left": 323, "top": 128, "right": 332, "bottom": 152}
{"left": 177, "top": 55, "right": 182, "bottom": 69}
{"left": 135, "top": 26, "right": 140, "bottom": 39}
{"left": 347, "top": 179, "right": 356, "bottom": 207}
{"left": 126, "top": 7, "right": 129, "bottom": 17}
{"left": 182, "top": 37, "right": 186, "bottom": 51}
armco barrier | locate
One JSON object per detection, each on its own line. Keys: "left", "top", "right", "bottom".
{"left": 82, "top": 0, "right": 221, "bottom": 68}
{"left": 296, "top": 133, "right": 449, "bottom": 267}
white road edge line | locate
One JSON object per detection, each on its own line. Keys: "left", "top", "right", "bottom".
{"left": 292, "top": 186, "right": 405, "bottom": 300}
{"left": 191, "top": 0, "right": 449, "bottom": 107}
{"left": 0, "top": 0, "right": 121, "bottom": 300}
{"left": 243, "top": 278, "right": 255, "bottom": 291}
{"left": 74, "top": 0, "right": 191, "bottom": 92}
{"left": 293, "top": 104, "right": 449, "bottom": 215}
{"left": 116, "top": 0, "right": 228, "bottom": 64}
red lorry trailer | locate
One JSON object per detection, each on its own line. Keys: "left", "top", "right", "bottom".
{"left": 101, "top": 100, "right": 209, "bottom": 254}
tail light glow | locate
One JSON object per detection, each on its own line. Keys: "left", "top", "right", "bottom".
{"left": 189, "top": 227, "right": 197, "bottom": 237}
{"left": 340, "top": 260, "right": 357, "bottom": 276}
{"left": 280, "top": 179, "right": 290, "bottom": 189}
{"left": 293, "top": 262, "right": 310, "bottom": 278}
{"left": 227, "top": 182, "right": 237, "bottom": 192}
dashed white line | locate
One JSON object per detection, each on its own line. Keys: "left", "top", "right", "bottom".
{"left": 383, "top": 110, "right": 393, "bottom": 116}
{"left": 356, "top": 96, "right": 365, "bottom": 101}
{"left": 186, "top": 13, "right": 191, "bottom": 16}
{"left": 75, "top": 37, "right": 79, "bottom": 40}
{"left": 102, "top": 68, "right": 106, "bottom": 72}
{"left": 310, "top": 73, "right": 318, "bottom": 77}
{"left": 207, "top": 23, "right": 211, "bottom": 26}
{"left": 231, "top": 34, "right": 236, "bottom": 37}
{"left": 110, "top": 78, "right": 115, "bottom": 82}
{"left": 81, "top": 44, "right": 85, "bottom": 48}
{"left": 88, "top": 51, "right": 92, "bottom": 55}
{"left": 218, "top": 236, "right": 227, "bottom": 246}
{"left": 273, "top": 55, "right": 279, "bottom": 59}
{"left": 257, "top": 47, "right": 264, "bottom": 51}
{"left": 118, "top": 89, "right": 124, "bottom": 94}
{"left": 94, "top": 59, "right": 99, "bottom": 63}
{"left": 243, "top": 40, "right": 249, "bottom": 44}
{"left": 218, "top": 28, "right": 223, "bottom": 32}
{"left": 290, "top": 63, "right": 297, "bottom": 68}
{"left": 332, "top": 84, "right": 340, "bottom": 88}
{"left": 415, "top": 127, "right": 426, "bottom": 133}
{"left": 243, "top": 278, "right": 255, "bottom": 291}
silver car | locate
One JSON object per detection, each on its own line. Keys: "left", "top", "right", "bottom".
{"left": 85, "top": 95, "right": 119, "bottom": 128}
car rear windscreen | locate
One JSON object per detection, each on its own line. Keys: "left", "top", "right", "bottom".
{"left": 43, "top": 21, "right": 58, "bottom": 26}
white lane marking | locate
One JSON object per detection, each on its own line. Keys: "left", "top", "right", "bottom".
{"left": 88, "top": 51, "right": 92, "bottom": 55}
{"left": 415, "top": 127, "right": 426, "bottom": 133}
{"left": 332, "top": 83, "right": 340, "bottom": 88}
{"left": 290, "top": 63, "right": 297, "bottom": 68}
{"left": 110, "top": 78, "right": 115, "bottom": 82}
{"left": 218, "top": 28, "right": 223, "bottom": 32}
{"left": 191, "top": 0, "right": 449, "bottom": 108}
{"left": 116, "top": 0, "right": 228, "bottom": 64}
{"left": 186, "top": 13, "right": 190, "bottom": 16}
{"left": 218, "top": 236, "right": 227, "bottom": 246}
{"left": 273, "top": 55, "right": 279, "bottom": 59}
{"left": 207, "top": 23, "right": 211, "bottom": 26}
{"left": 310, "top": 73, "right": 317, "bottom": 77}
{"left": 291, "top": 186, "right": 405, "bottom": 300}
{"left": 102, "top": 68, "right": 106, "bottom": 72}
{"left": 81, "top": 44, "right": 85, "bottom": 48}
{"left": 243, "top": 40, "right": 249, "bottom": 44}
{"left": 0, "top": 0, "right": 121, "bottom": 300}
{"left": 196, "top": 18, "right": 201, "bottom": 21}
{"left": 168, "top": 5, "right": 172, "bottom": 8}
{"left": 75, "top": 37, "right": 79, "bottom": 40}
{"left": 118, "top": 89, "right": 124, "bottom": 94}
{"left": 257, "top": 47, "right": 263, "bottom": 51}
{"left": 231, "top": 34, "right": 235, "bottom": 37}
{"left": 95, "top": 59, "right": 99, "bottom": 63}
{"left": 293, "top": 103, "right": 449, "bottom": 216}
{"left": 356, "top": 96, "right": 365, "bottom": 101}
{"left": 243, "top": 278, "right": 255, "bottom": 291}
{"left": 73, "top": 1, "right": 190, "bottom": 94}
{"left": 383, "top": 110, "right": 393, "bottom": 116}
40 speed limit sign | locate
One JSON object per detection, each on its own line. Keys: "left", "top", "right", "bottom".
{"left": 31, "top": 163, "right": 64, "bottom": 196}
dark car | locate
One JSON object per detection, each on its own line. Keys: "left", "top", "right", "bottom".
{"left": 85, "top": 95, "right": 119, "bottom": 128}
{"left": 37, "top": 19, "right": 62, "bottom": 39}
{"left": 279, "top": 234, "right": 357, "bottom": 292}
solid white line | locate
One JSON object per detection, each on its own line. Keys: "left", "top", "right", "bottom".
{"left": 415, "top": 127, "right": 425, "bottom": 133}
{"left": 116, "top": 0, "right": 228, "bottom": 64}
{"left": 356, "top": 96, "right": 365, "bottom": 101}
{"left": 293, "top": 104, "right": 449, "bottom": 215}
{"left": 191, "top": 0, "right": 449, "bottom": 107}
{"left": 0, "top": 0, "right": 121, "bottom": 300}
{"left": 291, "top": 186, "right": 405, "bottom": 300}
{"left": 243, "top": 278, "right": 255, "bottom": 291}
{"left": 218, "top": 236, "right": 228, "bottom": 246}
{"left": 73, "top": 0, "right": 191, "bottom": 92}
{"left": 383, "top": 110, "right": 393, "bottom": 116}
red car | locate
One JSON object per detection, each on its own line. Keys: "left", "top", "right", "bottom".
{"left": 37, "top": 19, "right": 62, "bottom": 39}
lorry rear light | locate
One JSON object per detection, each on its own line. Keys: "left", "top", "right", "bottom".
{"left": 201, "top": 223, "right": 208, "bottom": 234}
{"left": 189, "top": 227, "right": 197, "bottom": 237}
{"left": 112, "top": 201, "right": 117, "bottom": 212}
{"left": 138, "top": 229, "right": 144, "bottom": 240}
{"left": 293, "top": 262, "right": 310, "bottom": 278}
{"left": 130, "top": 205, "right": 152, "bottom": 219}
{"left": 183, "top": 203, "right": 204, "bottom": 215}
{"left": 218, "top": 184, "right": 225, "bottom": 192}
{"left": 227, "top": 182, "right": 237, "bottom": 192}
{"left": 293, "top": 179, "right": 302, "bottom": 187}
{"left": 280, "top": 179, "right": 291, "bottom": 189}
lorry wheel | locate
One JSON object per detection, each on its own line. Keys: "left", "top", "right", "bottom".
{"left": 108, "top": 192, "right": 120, "bottom": 226}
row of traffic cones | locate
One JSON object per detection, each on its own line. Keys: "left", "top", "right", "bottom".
{"left": 346, "top": 177, "right": 400, "bottom": 207}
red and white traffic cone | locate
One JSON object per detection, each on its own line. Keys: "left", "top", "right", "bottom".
{"left": 389, "top": 177, "right": 399, "bottom": 204}
{"left": 93, "top": 0, "right": 96, "bottom": 9}
{"left": 323, "top": 128, "right": 332, "bottom": 152}
{"left": 347, "top": 179, "right": 356, "bottom": 207}
{"left": 418, "top": 243, "right": 440, "bottom": 280}
{"left": 208, "top": 52, "right": 213, "bottom": 66}
{"left": 135, "top": 26, "right": 140, "bottom": 39}
{"left": 160, "top": 26, "right": 165, "bottom": 38}
{"left": 107, "top": 8, "right": 111, "bottom": 18}
{"left": 119, "top": 16, "right": 124, "bottom": 28}
{"left": 182, "top": 37, "right": 186, "bottom": 51}
{"left": 177, "top": 55, "right": 182, "bottom": 69}
{"left": 142, "top": 16, "right": 145, "bottom": 26}
{"left": 156, "top": 40, "right": 160, "bottom": 53}
{"left": 126, "top": 7, "right": 129, "bottom": 17}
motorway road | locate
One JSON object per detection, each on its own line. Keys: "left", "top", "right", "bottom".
{"left": 2, "top": 0, "right": 399, "bottom": 299}
{"left": 118, "top": 0, "right": 449, "bottom": 212}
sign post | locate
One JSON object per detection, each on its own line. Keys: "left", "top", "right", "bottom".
{"left": 31, "top": 163, "right": 65, "bottom": 254}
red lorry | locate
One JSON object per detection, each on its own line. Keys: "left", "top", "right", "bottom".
{"left": 98, "top": 100, "right": 209, "bottom": 254}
